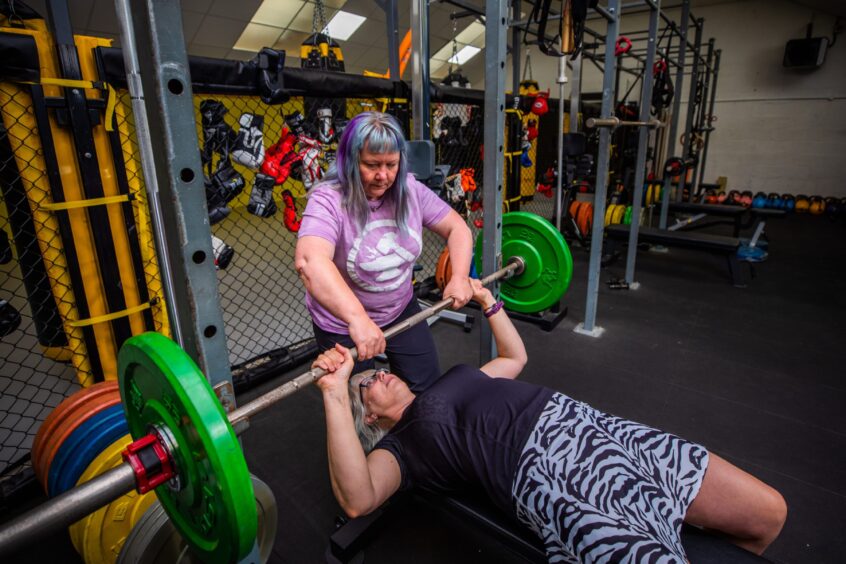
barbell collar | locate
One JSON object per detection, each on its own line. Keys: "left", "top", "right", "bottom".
{"left": 0, "top": 463, "right": 136, "bottom": 556}
{"left": 227, "top": 260, "right": 522, "bottom": 427}
{"left": 586, "top": 117, "right": 665, "bottom": 129}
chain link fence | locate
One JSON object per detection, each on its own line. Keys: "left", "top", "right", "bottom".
{"left": 1, "top": 64, "right": 565, "bottom": 476}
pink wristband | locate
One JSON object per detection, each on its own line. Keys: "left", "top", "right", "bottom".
{"left": 483, "top": 301, "right": 504, "bottom": 318}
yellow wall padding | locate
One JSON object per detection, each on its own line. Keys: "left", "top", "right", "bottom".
{"left": 0, "top": 26, "right": 168, "bottom": 385}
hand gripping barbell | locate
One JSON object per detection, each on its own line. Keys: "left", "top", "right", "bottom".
{"left": 0, "top": 212, "right": 572, "bottom": 563}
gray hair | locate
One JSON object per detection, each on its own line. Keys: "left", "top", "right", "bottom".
{"left": 349, "top": 370, "right": 388, "bottom": 453}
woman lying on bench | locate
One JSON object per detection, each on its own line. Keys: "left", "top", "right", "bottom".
{"left": 313, "top": 280, "right": 787, "bottom": 562}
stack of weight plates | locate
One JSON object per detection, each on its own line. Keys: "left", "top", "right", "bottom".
{"left": 68, "top": 434, "right": 158, "bottom": 563}
{"left": 31, "top": 381, "right": 127, "bottom": 495}
{"left": 117, "top": 475, "right": 277, "bottom": 563}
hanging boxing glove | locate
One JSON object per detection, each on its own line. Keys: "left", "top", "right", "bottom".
{"left": 531, "top": 91, "right": 549, "bottom": 116}
{"left": 537, "top": 183, "right": 553, "bottom": 198}
{"left": 297, "top": 136, "right": 324, "bottom": 191}
{"left": 261, "top": 129, "right": 301, "bottom": 185}
{"left": 525, "top": 119, "right": 539, "bottom": 142}
{"left": 316, "top": 107, "right": 335, "bottom": 144}
{"left": 211, "top": 235, "right": 235, "bottom": 270}
{"left": 460, "top": 168, "right": 476, "bottom": 193}
{"left": 281, "top": 190, "right": 302, "bottom": 233}
{"left": 210, "top": 160, "right": 246, "bottom": 204}
{"left": 0, "top": 298, "right": 22, "bottom": 338}
{"left": 232, "top": 113, "right": 266, "bottom": 170}
{"left": 520, "top": 146, "right": 533, "bottom": 168}
{"left": 247, "top": 173, "right": 278, "bottom": 218}
{"left": 200, "top": 100, "right": 236, "bottom": 167}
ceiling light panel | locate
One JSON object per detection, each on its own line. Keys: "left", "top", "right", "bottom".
{"left": 234, "top": 22, "right": 284, "bottom": 52}
{"left": 251, "top": 0, "right": 305, "bottom": 27}
{"left": 448, "top": 45, "right": 481, "bottom": 65}
{"left": 323, "top": 10, "right": 366, "bottom": 41}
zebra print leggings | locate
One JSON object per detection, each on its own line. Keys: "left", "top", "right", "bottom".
{"left": 511, "top": 393, "right": 709, "bottom": 563}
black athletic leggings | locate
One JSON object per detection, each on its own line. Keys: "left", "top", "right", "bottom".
{"left": 312, "top": 298, "right": 442, "bottom": 393}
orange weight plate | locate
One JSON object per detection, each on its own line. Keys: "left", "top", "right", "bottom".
{"left": 35, "top": 382, "right": 120, "bottom": 490}
{"left": 434, "top": 247, "right": 452, "bottom": 292}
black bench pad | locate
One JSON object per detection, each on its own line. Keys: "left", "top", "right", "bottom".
{"left": 668, "top": 202, "right": 747, "bottom": 217}
{"left": 605, "top": 225, "right": 749, "bottom": 286}
{"left": 606, "top": 225, "right": 741, "bottom": 252}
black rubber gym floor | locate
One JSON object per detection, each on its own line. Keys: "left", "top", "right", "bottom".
{"left": 4, "top": 214, "right": 844, "bottom": 563}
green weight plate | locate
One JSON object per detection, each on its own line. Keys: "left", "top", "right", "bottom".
{"left": 474, "top": 211, "right": 573, "bottom": 313}
{"left": 118, "top": 333, "right": 256, "bottom": 564}
{"left": 623, "top": 205, "right": 633, "bottom": 225}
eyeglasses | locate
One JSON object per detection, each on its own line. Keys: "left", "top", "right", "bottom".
{"left": 359, "top": 369, "right": 387, "bottom": 404}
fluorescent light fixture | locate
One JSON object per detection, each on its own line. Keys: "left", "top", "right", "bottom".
{"left": 323, "top": 10, "right": 366, "bottom": 41}
{"left": 234, "top": 23, "right": 284, "bottom": 52}
{"left": 449, "top": 45, "right": 481, "bottom": 65}
{"left": 251, "top": 0, "right": 304, "bottom": 28}
{"left": 454, "top": 21, "right": 485, "bottom": 47}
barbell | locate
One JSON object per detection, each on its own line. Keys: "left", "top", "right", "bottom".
{"left": 0, "top": 211, "right": 573, "bottom": 563}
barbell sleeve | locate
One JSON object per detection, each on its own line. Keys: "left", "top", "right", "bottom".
{"left": 586, "top": 117, "right": 664, "bottom": 129}
{"left": 228, "top": 258, "right": 524, "bottom": 427}
{"left": 0, "top": 463, "right": 136, "bottom": 555}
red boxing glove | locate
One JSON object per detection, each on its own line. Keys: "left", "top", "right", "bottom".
{"left": 531, "top": 92, "right": 549, "bottom": 116}
{"left": 537, "top": 183, "right": 553, "bottom": 198}
{"left": 281, "top": 189, "right": 301, "bottom": 232}
{"left": 460, "top": 168, "right": 477, "bottom": 193}
{"left": 526, "top": 119, "right": 539, "bottom": 142}
{"left": 261, "top": 128, "right": 301, "bottom": 184}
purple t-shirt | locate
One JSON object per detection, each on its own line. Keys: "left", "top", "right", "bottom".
{"left": 298, "top": 173, "right": 451, "bottom": 333}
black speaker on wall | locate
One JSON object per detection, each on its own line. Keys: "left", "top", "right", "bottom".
{"left": 783, "top": 37, "right": 829, "bottom": 69}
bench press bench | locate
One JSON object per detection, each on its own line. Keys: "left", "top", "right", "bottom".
{"left": 327, "top": 491, "right": 771, "bottom": 563}
{"left": 667, "top": 202, "right": 786, "bottom": 237}
{"left": 605, "top": 224, "right": 750, "bottom": 287}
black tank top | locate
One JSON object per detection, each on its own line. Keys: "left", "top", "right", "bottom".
{"left": 376, "top": 364, "right": 554, "bottom": 514}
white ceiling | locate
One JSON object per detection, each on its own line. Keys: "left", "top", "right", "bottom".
{"left": 18, "top": 0, "right": 844, "bottom": 85}
{"left": 22, "top": 0, "right": 488, "bottom": 80}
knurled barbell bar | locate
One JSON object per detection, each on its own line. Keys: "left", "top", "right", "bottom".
{"left": 586, "top": 116, "right": 665, "bottom": 129}
{"left": 0, "top": 211, "right": 573, "bottom": 563}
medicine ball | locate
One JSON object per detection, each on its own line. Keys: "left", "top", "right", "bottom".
{"left": 794, "top": 195, "right": 810, "bottom": 213}
{"left": 751, "top": 192, "right": 768, "bottom": 209}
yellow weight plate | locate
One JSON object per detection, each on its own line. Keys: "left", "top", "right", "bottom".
{"left": 82, "top": 483, "right": 157, "bottom": 563}
{"left": 69, "top": 435, "right": 132, "bottom": 553}
{"left": 604, "top": 204, "right": 616, "bottom": 227}
{"left": 68, "top": 434, "right": 157, "bottom": 563}
{"left": 611, "top": 205, "right": 626, "bottom": 225}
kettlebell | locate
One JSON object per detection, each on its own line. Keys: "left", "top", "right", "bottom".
{"left": 705, "top": 189, "right": 718, "bottom": 204}
{"left": 765, "top": 193, "right": 780, "bottom": 209}
{"left": 781, "top": 194, "right": 795, "bottom": 212}
{"left": 727, "top": 190, "right": 742, "bottom": 205}
{"left": 740, "top": 191, "right": 753, "bottom": 207}
{"left": 794, "top": 195, "right": 810, "bottom": 213}
{"left": 824, "top": 197, "right": 840, "bottom": 220}
{"left": 752, "top": 192, "right": 768, "bottom": 209}
{"left": 808, "top": 196, "right": 825, "bottom": 215}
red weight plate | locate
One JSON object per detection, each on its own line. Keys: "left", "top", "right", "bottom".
{"left": 35, "top": 382, "right": 120, "bottom": 490}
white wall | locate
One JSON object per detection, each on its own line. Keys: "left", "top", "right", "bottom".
{"left": 464, "top": 0, "right": 846, "bottom": 197}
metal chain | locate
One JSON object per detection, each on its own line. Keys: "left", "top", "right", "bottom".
{"left": 313, "top": 0, "right": 328, "bottom": 34}
{"left": 447, "top": 14, "right": 460, "bottom": 74}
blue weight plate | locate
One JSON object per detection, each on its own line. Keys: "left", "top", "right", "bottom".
{"left": 48, "top": 404, "right": 129, "bottom": 497}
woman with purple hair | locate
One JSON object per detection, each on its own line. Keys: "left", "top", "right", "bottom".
{"left": 295, "top": 112, "right": 473, "bottom": 392}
